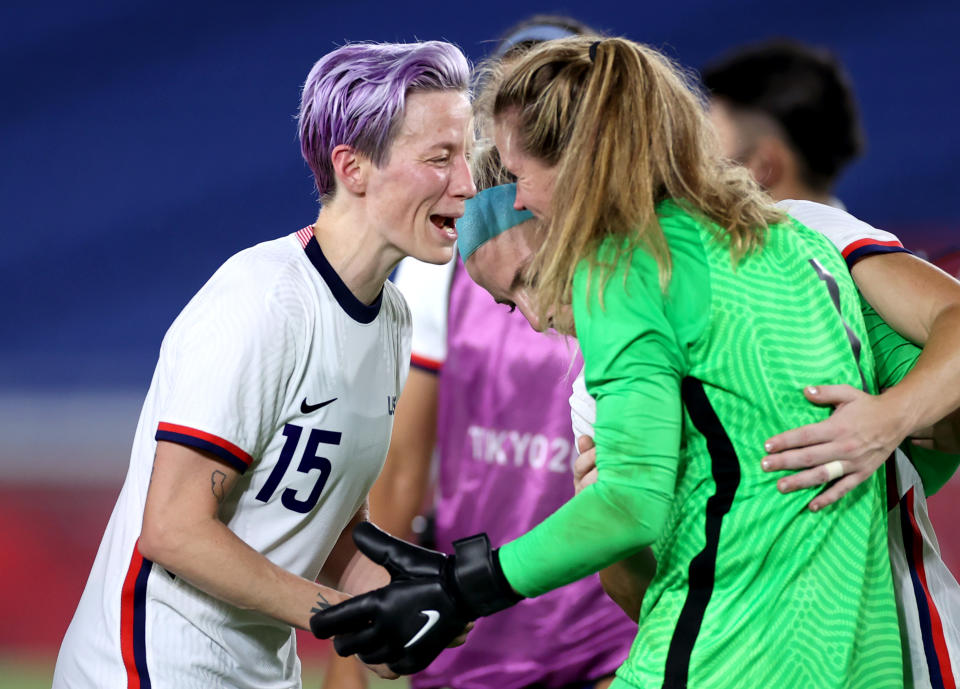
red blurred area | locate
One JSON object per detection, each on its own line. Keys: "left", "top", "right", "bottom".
{"left": 0, "top": 483, "right": 117, "bottom": 652}
{"left": 0, "top": 482, "right": 330, "bottom": 658}
{"left": 932, "top": 249, "right": 960, "bottom": 278}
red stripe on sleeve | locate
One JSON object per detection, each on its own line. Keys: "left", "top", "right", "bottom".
{"left": 410, "top": 353, "right": 442, "bottom": 372}
{"left": 906, "top": 490, "right": 957, "bottom": 688}
{"left": 841, "top": 238, "right": 904, "bottom": 259}
{"left": 156, "top": 422, "right": 253, "bottom": 467}
{"left": 120, "top": 542, "right": 143, "bottom": 689}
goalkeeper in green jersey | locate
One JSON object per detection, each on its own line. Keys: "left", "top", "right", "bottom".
{"left": 310, "top": 37, "right": 960, "bottom": 687}
{"left": 699, "top": 40, "right": 960, "bottom": 508}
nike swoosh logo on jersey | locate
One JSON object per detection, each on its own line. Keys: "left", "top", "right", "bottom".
{"left": 300, "top": 397, "right": 337, "bottom": 414}
{"left": 404, "top": 609, "right": 441, "bottom": 648}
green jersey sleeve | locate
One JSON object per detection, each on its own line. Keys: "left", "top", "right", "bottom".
{"left": 498, "top": 237, "right": 708, "bottom": 597}
{"left": 862, "top": 297, "right": 920, "bottom": 390}
{"left": 861, "top": 296, "right": 960, "bottom": 494}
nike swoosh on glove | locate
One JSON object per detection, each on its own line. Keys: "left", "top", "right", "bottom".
{"left": 310, "top": 522, "right": 522, "bottom": 674}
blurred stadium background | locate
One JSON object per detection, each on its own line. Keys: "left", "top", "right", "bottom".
{"left": 1, "top": 0, "right": 958, "bottom": 685}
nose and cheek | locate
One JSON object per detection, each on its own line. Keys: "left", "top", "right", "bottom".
{"left": 511, "top": 184, "right": 546, "bottom": 220}
{"left": 515, "top": 290, "right": 547, "bottom": 332}
{"left": 513, "top": 186, "right": 529, "bottom": 213}
{"left": 450, "top": 153, "right": 477, "bottom": 200}
{"left": 519, "top": 297, "right": 572, "bottom": 334}
{"left": 518, "top": 305, "right": 543, "bottom": 331}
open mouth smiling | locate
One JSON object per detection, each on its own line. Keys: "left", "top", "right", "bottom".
{"left": 430, "top": 214, "right": 458, "bottom": 239}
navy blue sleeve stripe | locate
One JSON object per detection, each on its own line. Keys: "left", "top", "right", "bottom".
{"left": 155, "top": 430, "right": 251, "bottom": 473}
{"left": 845, "top": 244, "right": 912, "bottom": 269}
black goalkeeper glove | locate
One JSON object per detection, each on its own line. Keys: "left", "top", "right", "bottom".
{"left": 310, "top": 521, "right": 522, "bottom": 674}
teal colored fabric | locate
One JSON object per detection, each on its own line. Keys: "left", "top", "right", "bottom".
{"left": 457, "top": 184, "right": 533, "bottom": 261}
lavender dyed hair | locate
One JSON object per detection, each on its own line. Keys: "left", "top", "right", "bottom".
{"left": 298, "top": 41, "right": 470, "bottom": 200}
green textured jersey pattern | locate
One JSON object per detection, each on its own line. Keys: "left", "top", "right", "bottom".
{"left": 498, "top": 200, "right": 901, "bottom": 688}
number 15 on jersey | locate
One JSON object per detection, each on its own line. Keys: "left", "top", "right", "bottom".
{"left": 255, "top": 423, "right": 341, "bottom": 514}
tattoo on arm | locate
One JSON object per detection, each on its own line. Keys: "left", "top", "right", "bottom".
{"left": 210, "top": 470, "right": 227, "bottom": 503}
{"left": 311, "top": 592, "right": 333, "bottom": 615}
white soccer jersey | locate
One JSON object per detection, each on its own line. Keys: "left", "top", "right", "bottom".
{"left": 775, "top": 198, "right": 909, "bottom": 267}
{"left": 392, "top": 255, "right": 454, "bottom": 373}
{"left": 571, "top": 201, "right": 959, "bottom": 689}
{"left": 54, "top": 227, "right": 411, "bottom": 689}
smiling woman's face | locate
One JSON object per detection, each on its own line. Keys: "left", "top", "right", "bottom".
{"left": 366, "top": 89, "right": 477, "bottom": 264}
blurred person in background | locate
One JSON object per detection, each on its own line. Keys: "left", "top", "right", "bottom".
{"left": 703, "top": 39, "right": 863, "bottom": 209}
{"left": 703, "top": 40, "right": 960, "bottom": 688}
{"left": 322, "top": 15, "right": 637, "bottom": 689}
{"left": 52, "top": 40, "right": 475, "bottom": 688}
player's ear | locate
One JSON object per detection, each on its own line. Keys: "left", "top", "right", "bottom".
{"left": 744, "top": 136, "right": 786, "bottom": 190}
{"left": 330, "top": 144, "right": 369, "bottom": 196}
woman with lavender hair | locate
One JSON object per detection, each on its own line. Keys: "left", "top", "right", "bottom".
{"left": 53, "top": 40, "right": 474, "bottom": 688}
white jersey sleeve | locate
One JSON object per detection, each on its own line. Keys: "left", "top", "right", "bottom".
{"left": 569, "top": 366, "right": 596, "bottom": 442}
{"left": 776, "top": 199, "right": 909, "bottom": 268}
{"left": 154, "top": 248, "right": 304, "bottom": 472}
{"left": 392, "top": 256, "right": 454, "bottom": 373}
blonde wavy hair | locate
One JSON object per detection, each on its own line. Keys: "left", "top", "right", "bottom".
{"left": 470, "top": 56, "right": 521, "bottom": 192}
{"left": 487, "top": 36, "right": 784, "bottom": 332}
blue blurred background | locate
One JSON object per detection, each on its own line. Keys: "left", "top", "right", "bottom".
{"left": 1, "top": 0, "right": 958, "bottom": 663}
{"left": 2, "top": 0, "right": 958, "bottom": 392}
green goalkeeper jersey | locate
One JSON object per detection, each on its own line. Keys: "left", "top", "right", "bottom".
{"left": 498, "top": 200, "right": 902, "bottom": 688}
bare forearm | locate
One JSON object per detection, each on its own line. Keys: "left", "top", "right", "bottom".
{"left": 139, "top": 516, "right": 346, "bottom": 630}
{"left": 338, "top": 548, "right": 390, "bottom": 595}
{"left": 851, "top": 253, "right": 960, "bottom": 432}
{"left": 598, "top": 548, "right": 656, "bottom": 623}
{"left": 371, "top": 464, "right": 428, "bottom": 539}
{"left": 879, "top": 304, "right": 960, "bottom": 436}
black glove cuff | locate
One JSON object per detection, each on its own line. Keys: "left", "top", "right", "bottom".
{"left": 450, "top": 533, "right": 524, "bottom": 618}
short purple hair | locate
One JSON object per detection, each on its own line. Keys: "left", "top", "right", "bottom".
{"left": 298, "top": 41, "right": 470, "bottom": 200}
